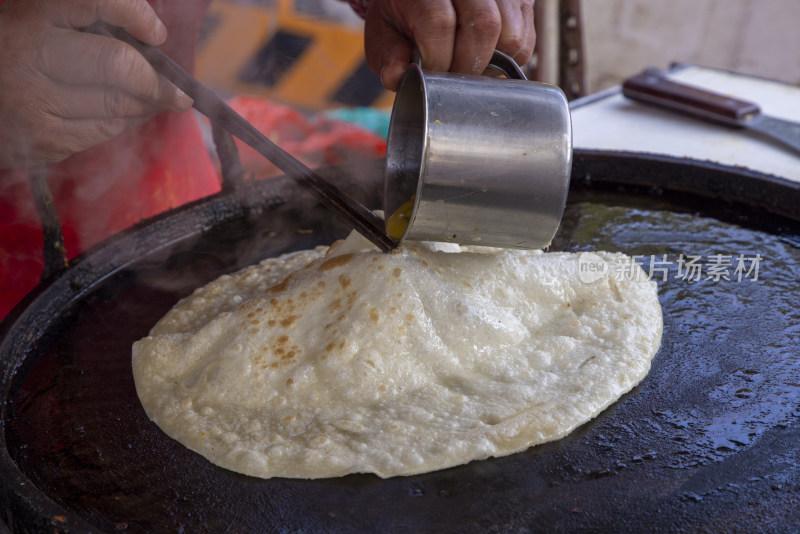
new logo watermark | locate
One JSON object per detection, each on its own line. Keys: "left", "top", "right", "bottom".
{"left": 578, "top": 252, "right": 762, "bottom": 284}
{"left": 578, "top": 252, "right": 609, "bottom": 283}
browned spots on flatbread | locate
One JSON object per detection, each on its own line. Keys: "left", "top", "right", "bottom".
{"left": 566, "top": 302, "right": 571, "bottom": 308}
{"left": 272, "top": 342, "right": 299, "bottom": 365}
{"left": 280, "top": 315, "right": 298, "bottom": 328}
{"left": 281, "top": 415, "right": 296, "bottom": 424}
{"left": 250, "top": 319, "right": 260, "bottom": 325}
{"left": 329, "top": 298, "right": 342, "bottom": 312}
{"left": 276, "top": 335, "right": 289, "bottom": 345}
{"left": 267, "top": 274, "right": 294, "bottom": 294}
{"left": 326, "top": 342, "right": 335, "bottom": 352}
{"left": 247, "top": 312, "right": 256, "bottom": 319}
{"left": 396, "top": 292, "right": 403, "bottom": 298}
{"left": 286, "top": 378, "right": 294, "bottom": 386}
{"left": 319, "top": 253, "right": 355, "bottom": 272}
{"left": 392, "top": 267, "right": 402, "bottom": 278}
{"left": 420, "top": 259, "right": 429, "bottom": 268}
{"left": 269, "top": 298, "right": 280, "bottom": 309}
{"left": 339, "top": 274, "right": 352, "bottom": 290}
{"left": 370, "top": 308, "right": 380, "bottom": 323}
{"left": 406, "top": 313, "right": 414, "bottom": 322}
{"left": 267, "top": 319, "right": 276, "bottom": 327}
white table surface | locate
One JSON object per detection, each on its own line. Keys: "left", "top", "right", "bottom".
{"left": 570, "top": 65, "right": 800, "bottom": 183}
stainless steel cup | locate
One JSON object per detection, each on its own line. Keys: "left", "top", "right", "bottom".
{"left": 384, "top": 51, "right": 572, "bottom": 248}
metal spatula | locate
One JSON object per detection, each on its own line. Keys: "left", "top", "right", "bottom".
{"left": 84, "top": 21, "right": 396, "bottom": 253}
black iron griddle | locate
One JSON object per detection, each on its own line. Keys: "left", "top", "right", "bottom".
{"left": 2, "top": 153, "right": 800, "bottom": 533}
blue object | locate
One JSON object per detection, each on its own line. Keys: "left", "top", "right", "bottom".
{"left": 322, "top": 107, "right": 391, "bottom": 139}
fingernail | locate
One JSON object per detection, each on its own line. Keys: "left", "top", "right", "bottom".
{"left": 174, "top": 89, "right": 194, "bottom": 111}
{"left": 380, "top": 65, "right": 400, "bottom": 92}
{"left": 153, "top": 20, "right": 168, "bottom": 44}
{"left": 380, "top": 66, "right": 389, "bottom": 87}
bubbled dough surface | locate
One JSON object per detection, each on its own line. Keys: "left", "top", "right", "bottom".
{"left": 132, "top": 235, "right": 663, "bottom": 479}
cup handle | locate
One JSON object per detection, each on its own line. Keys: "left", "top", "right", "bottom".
{"left": 485, "top": 50, "right": 527, "bottom": 80}
{"left": 411, "top": 49, "right": 527, "bottom": 81}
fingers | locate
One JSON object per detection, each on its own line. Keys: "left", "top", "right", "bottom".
{"left": 46, "top": 0, "right": 168, "bottom": 46}
{"left": 37, "top": 116, "right": 154, "bottom": 164}
{"left": 0, "top": 108, "right": 153, "bottom": 168}
{"left": 403, "top": 0, "right": 457, "bottom": 73}
{"left": 0, "top": 0, "right": 190, "bottom": 168}
{"left": 363, "top": 9, "right": 414, "bottom": 91}
{"left": 364, "top": 0, "right": 458, "bottom": 91}
{"left": 41, "top": 30, "right": 192, "bottom": 112}
{"left": 449, "top": 0, "right": 501, "bottom": 75}
{"left": 495, "top": 0, "right": 535, "bottom": 66}
{"left": 364, "top": 0, "right": 536, "bottom": 90}
{"left": 45, "top": 82, "right": 180, "bottom": 120}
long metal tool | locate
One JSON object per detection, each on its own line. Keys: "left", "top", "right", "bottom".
{"left": 622, "top": 68, "right": 800, "bottom": 158}
{"left": 85, "top": 21, "right": 396, "bottom": 253}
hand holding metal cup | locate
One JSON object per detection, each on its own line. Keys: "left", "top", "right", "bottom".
{"left": 384, "top": 50, "right": 572, "bottom": 249}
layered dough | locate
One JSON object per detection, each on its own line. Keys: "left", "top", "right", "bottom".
{"left": 133, "top": 234, "right": 662, "bottom": 478}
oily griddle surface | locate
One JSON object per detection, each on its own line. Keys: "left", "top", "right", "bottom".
{"left": 4, "top": 185, "right": 800, "bottom": 533}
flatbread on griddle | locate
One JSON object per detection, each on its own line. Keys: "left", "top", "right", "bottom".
{"left": 132, "top": 233, "right": 662, "bottom": 478}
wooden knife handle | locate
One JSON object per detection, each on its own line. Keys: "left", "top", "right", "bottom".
{"left": 622, "top": 69, "right": 761, "bottom": 127}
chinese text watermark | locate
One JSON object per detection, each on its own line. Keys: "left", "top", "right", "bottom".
{"left": 578, "top": 252, "right": 762, "bottom": 284}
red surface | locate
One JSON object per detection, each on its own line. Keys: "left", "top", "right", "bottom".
{"left": 226, "top": 95, "right": 386, "bottom": 181}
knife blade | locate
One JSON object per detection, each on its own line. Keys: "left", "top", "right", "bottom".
{"left": 622, "top": 68, "right": 800, "bottom": 158}
{"left": 83, "top": 21, "right": 397, "bottom": 253}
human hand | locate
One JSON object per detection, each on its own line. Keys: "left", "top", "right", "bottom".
{"left": 0, "top": 0, "right": 193, "bottom": 169}
{"left": 363, "top": 0, "right": 535, "bottom": 90}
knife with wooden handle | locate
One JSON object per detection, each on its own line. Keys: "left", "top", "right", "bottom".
{"left": 622, "top": 69, "right": 800, "bottom": 157}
